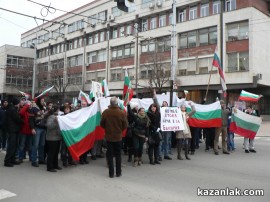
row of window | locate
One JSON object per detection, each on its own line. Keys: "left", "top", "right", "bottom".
{"left": 87, "top": 50, "right": 107, "bottom": 64}
{"left": 6, "top": 55, "right": 33, "bottom": 69}
{"left": 179, "top": 27, "right": 217, "bottom": 49}
{"left": 22, "top": 0, "right": 237, "bottom": 47}
{"left": 6, "top": 75, "right": 32, "bottom": 87}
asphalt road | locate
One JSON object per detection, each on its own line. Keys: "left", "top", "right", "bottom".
{"left": 0, "top": 123, "right": 269, "bottom": 202}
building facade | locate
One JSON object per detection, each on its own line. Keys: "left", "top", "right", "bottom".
{"left": 21, "top": 0, "right": 270, "bottom": 114}
{"left": 0, "top": 45, "right": 34, "bottom": 101}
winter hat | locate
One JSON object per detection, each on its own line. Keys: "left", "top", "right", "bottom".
{"left": 130, "top": 101, "right": 139, "bottom": 110}
{"left": 12, "top": 98, "right": 20, "bottom": 106}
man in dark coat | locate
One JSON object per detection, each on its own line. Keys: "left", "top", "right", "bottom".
{"left": 100, "top": 97, "right": 128, "bottom": 178}
{"left": 4, "top": 98, "right": 24, "bottom": 167}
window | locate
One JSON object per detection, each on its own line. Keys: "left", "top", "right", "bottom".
{"left": 225, "top": 0, "right": 236, "bottom": 12}
{"left": 142, "top": 0, "right": 154, "bottom": 8}
{"left": 88, "top": 35, "right": 93, "bottom": 45}
{"left": 98, "top": 50, "right": 107, "bottom": 62}
{"left": 178, "top": 9, "right": 186, "bottom": 23}
{"left": 68, "top": 73, "right": 82, "bottom": 84}
{"left": 141, "top": 40, "right": 156, "bottom": 52}
{"left": 112, "top": 7, "right": 122, "bottom": 17}
{"left": 188, "top": 31, "right": 197, "bottom": 48}
{"left": 213, "top": 0, "right": 221, "bottom": 14}
{"left": 44, "top": 33, "right": 49, "bottom": 41}
{"left": 96, "top": 71, "right": 105, "bottom": 82}
{"left": 68, "top": 55, "right": 83, "bottom": 67}
{"left": 88, "top": 52, "right": 97, "bottom": 64}
{"left": 198, "top": 58, "right": 211, "bottom": 74}
{"left": 179, "top": 27, "right": 217, "bottom": 49}
{"left": 100, "top": 32, "right": 105, "bottom": 42}
{"left": 68, "top": 20, "right": 84, "bottom": 33}
{"left": 98, "top": 11, "right": 106, "bottom": 23}
{"left": 209, "top": 27, "right": 217, "bottom": 44}
{"left": 94, "top": 33, "right": 99, "bottom": 43}
{"left": 73, "top": 39, "right": 78, "bottom": 49}
{"left": 150, "top": 17, "right": 157, "bottom": 29}
{"left": 126, "top": 25, "right": 132, "bottom": 35}
{"left": 142, "top": 19, "right": 148, "bottom": 31}
{"left": 89, "top": 14, "right": 97, "bottom": 25}
{"left": 52, "top": 59, "right": 64, "bottom": 70}
{"left": 111, "top": 69, "right": 123, "bottom": 81}
{"left": 179, "top": 33, "right": 188, "bottom": 49}
{"left": 157, "top": 36, "right": 171, "bottom": 52}
{"left": 199, "top": 29, "right": 209, "bottom": 46}
{"left": 112, "top": 44, "right": 134, "bottom": 59}
{"left": 189, "top": 6, "right": 197, "bottom": 20}
{"left": 78, "top": 38, "right": 83, "bottom": 48}
{"left": 120, "top": 26, "right": 125, "bottom": 37}
{"left": 159, "top": 15, "right": 166, "bottom": 27}
{"left": 227, "top": 52, "right": 249, "bottom": 72}
{"left": 169, "top": 13, "right": 173, "bottom": 25}
{"left": 227, "top": 21, "right": 248, "bottom": 41}
{"left": 112, "top": 27, "right": 118, "bottom": 39}
{"left": 200, "top": 3, "right": 209, "bottom": 17}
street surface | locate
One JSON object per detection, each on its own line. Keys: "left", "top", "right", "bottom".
{"left": 0, "top": 122, "right": 269, "bottom": 202}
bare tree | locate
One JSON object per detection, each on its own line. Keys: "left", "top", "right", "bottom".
{"left": 139, "top": 52, "right": 171, "bottom": 94}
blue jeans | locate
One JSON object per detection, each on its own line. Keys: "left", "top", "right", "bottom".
{"left": 159, "top": 131, "right": 171, "bottom": 157}
{"left": 227, "top": 131, "right": 235, "bottom": 151}
{"left": 19, "top": 134, "right": 33, "bottom": 161}
{"left": 31, "top": 128, "right": 46, "bottom": 163}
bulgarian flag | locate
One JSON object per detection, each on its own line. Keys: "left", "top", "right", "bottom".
{"left": 35, "top": 86, "right": 54, "bottom": 99}
{"left": 78, "top": 90, "right": 91, "bottom": 104}
{"left": 239, "top": 90, "right": 262, "bottom": 102}
{"left": 123, "top": 69, "right": 133, "bottom": 106}
{"left": 58, "top": 101, "right": 104, "bottom": 160}
{"left": 18, "top": 90, "right": 31, "bottom": 100}
{"left": 186, "top": 101, "right": 222, "bottom": 128}
{"left": 212, "top": 46, "right": 227, "bottom": 95}
{"left": 101, "top": 79, "right": 110, "bottom": 97}
{"left": 230, "top": 109, "right": 262, "bottom": 139}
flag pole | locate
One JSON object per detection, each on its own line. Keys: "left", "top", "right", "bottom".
{"left": 205, "top": 65, "right": 214, "bottom": 100}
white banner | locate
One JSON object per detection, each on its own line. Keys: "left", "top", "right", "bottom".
{"left": 160, "top": 107, "right": 185, "bottom": 132}
{"left": 91, "top": 81, "right": 103, "bottom": 98}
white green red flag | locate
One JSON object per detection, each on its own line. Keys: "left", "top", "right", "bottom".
{"left": 212, "top": 46, "right": 227, "bottom": 94}
{"left": 230, "top": 109, "right": 262, "bottom": 139}
{"left": 35, "top": 86, "right": 54, "bottom": 99}
{"left": 18, "top": 90, "right": 31, "bottom": 100}
{"left": 123, "top": 69, "right": 133, "bottom": 106}
{"left": 239, "top": 90, "right": 262, "bottom": 102}
{"left": 58, "top": 101, "right": 104, "bottom": 160}
{"left": 78, "top": 90, "right": 91, "bottom": 104}
{"left": 186, "top": 101, "right": 222, "bottom": 128}
{"left": 101, "top": 79, "right": 110, "bottom": 97}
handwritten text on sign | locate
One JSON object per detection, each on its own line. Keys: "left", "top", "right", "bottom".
{"left": 160, "top": 107, "right": 185, "bottom": 131}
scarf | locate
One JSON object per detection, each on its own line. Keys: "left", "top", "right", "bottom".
{"left": 138, "top": 113, "right": 150, "bottom": 127}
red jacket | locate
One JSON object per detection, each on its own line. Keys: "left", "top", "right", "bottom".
{"left": 19, "top": 104, "right": 35, "bottom": 135}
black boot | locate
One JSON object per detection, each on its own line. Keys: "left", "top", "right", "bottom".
{"left": 185, "top": 144, "right": 191, "bottom": 160}
{"left": 177, "top": 140, "right": 183, "bottom": 160}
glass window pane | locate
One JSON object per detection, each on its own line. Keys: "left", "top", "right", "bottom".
{"left": 239, "top": 52, "right": 249, "bottom": 71}
{"left": 227, "top": 53, "right": 238, "bottom": 72}
{"left": 188, "top": 31, "right": 197, "bottom": 48}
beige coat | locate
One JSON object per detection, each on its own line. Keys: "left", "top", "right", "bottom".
{"left": 176, "top": 105, "right": 196, "bottom": 139}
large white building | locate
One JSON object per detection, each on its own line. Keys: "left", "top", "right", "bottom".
{"left": 20, "top": 0, "right": 270, "bottom": 114}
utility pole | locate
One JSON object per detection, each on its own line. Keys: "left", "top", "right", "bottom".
{"left": 135, "top": 15, "right": 139, "bottom": 98}
{"left": 106, "top": 23, "right": 110, "bottom": 82}
{"left": 220, "top": 0, "right": 225, "bottom": 100}
{"left": 31, "top": 28, "right": 38, "bottom": 98}
{"left": 170, "top": 0, "right": 177, "bottom": 106}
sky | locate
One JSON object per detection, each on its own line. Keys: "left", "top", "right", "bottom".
{"left": 0, "top": 0, "right": 94, "bottom": 47}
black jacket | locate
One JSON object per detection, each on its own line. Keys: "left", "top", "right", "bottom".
{"left": 5, "top": 105, "right": 23, "bottom": 133}
{"left": 127, "top": 105, "right": 149, "bottom": 137}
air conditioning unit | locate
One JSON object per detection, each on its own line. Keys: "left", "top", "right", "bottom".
{"left": 149, "top": 2, "right": 154, "bottom": 9}
{"left": 109, "top": 14, "right": 115, "bottom": 22}
{"left": 91, "top": 23, "right": 96, "bottom": 28}
{"left": 156, "top": 0, "right": 162, "bottom": 7}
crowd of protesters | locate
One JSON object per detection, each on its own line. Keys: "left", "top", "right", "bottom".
{"left": 0, "top": 90, "right": 259, "bottom": 178}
